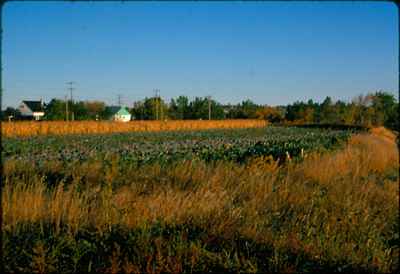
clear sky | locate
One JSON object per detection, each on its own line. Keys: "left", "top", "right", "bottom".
{"left": 2, "top": 1, "right": 398, "bottom": 108}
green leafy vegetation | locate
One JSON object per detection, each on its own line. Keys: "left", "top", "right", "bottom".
{"left": 3, "top": 127, "right": 352, "bottom": 168}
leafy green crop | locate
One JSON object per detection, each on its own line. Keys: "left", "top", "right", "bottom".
{"left": 3, "top": 126, "right": 353, "bottom": 167}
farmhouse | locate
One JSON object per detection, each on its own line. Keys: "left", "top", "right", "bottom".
{"left": 18, "top": 100, "right": 45, "bottom": 120}
{"left": 106, "top": 106, "right": 132, "bottom": 122}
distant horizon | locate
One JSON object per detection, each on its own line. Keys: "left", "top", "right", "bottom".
{"left": 2, "top": 2, "right": 398, "bottom": 108}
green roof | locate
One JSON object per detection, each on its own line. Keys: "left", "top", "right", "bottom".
{"left": 117, "top": 107, "right": 131, "bottom": 116}
{"left": 106, "top": 106, "right": 130, "bottom": 116}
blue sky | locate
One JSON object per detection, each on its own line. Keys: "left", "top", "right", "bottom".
{"left": 2, "top": 1, "right": 398, "bottom": 107}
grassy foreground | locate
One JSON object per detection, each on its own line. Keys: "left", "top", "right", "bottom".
{"left": 2, "top": 128, "right": 399, "bottom": 273}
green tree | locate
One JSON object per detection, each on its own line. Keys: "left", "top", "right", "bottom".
{"left": 240, "top": 99, "right": 260, "bottom": 119}
{"left": 1, "top": 107, "right": 20, "bottom": 121}
{"left": 370, "top": 91, "right": 397, "bottom": 128}
{"left": 70, "top": 101, "right": 89, "bottom": 120}
{"left": 44, "top": 99, "right": 67, "bottom": 120}
{"left": 352, "top": 94, "right": 374, "bottom": 126}
{"left": 385, "top": 102, "right": 399, "bottom": 131}
{"left": 169, "top": 96, "right": 190, "bottom": 120}
{"left": 84, "top": 101, "right": 106, "bottom": 120}
{"left": 131, "top": 97, "right": 168, "bottom": 120}
{"left": 320, "top": 96, "right": 337, "bottom": 123}
{"left": 188, "top": 97, "right": 208, "bottom": 119}
{"left": 285, "top": 101, "right": 307, "bottom": 122}
{"left": 334, "top": 100, "right": 352, "bottom": 124}
{"left": 130, "top": 101, "right": 147, "bottom": 120}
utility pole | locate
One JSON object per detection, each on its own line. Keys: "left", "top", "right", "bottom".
{"left": 65, "top": 95, "right": 69, "bottom": 121}
{"left": 154, "top": 89, "right": 160, "bottom": 120}
{"left": 117, "top": 94, "right": 122, "bottom": 106}
{"left": 160, "top": 91, "right": 163, "bottom": 121}
{"left": 207, "top": 95, "right": 211, "bottom": 120}
{"left": 67, "top": 81, "right": 75, "bottom": 121}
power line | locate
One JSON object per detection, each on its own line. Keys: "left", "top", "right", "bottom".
{"left": 66, "top": 81, "right": 76, "bottom": 121}
{"left": 160, "top": 92, "right": 163, "bottom": 121}
{"left": 67, "top": 81, "right": 75, "bottom": 102}
{"left": 117, "top": 94, "right": 123, "bottom": 106}
{"left": 65, "top": 95, "right": 69, "bottom": 121}
{"left": 207, "top": 95, "right": 212, "bottom": 120}
{"left": 154, "top": 89, "right": 160, "bottom": 120}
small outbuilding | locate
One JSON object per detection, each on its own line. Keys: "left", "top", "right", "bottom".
{"left": 18, "top": 100, "right": 45, "bottom": 120}
{"left": 106, "top": 106, "right": 131, "bottom": 122}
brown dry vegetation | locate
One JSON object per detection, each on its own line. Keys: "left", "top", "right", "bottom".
{"left": 1, "top": 119, "right": 267, "bottom": 137}
{"left": 2, "top": 128, "right": 399, "bottom": 273}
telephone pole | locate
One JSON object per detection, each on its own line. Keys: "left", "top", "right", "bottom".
{"left": 207, "top": 95, "right": 211, "bottom": 120}
{"left": 154, "top": 89, "right": 160, "bottom": 120}
{"left": 65, "top": 95, "right": 69, "bottom": 121}
{"left": 117, "top": 94, "right": 122, "bottom": 106}
{"left": 160, "top": 92, "right": 163, "bottom": 120}
{"left": 66, "top": 81, "right": 75, "bottom": 121}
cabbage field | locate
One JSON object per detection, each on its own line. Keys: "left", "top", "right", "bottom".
{"left": 3, "top": 126, "right": 352, "bottom": 166}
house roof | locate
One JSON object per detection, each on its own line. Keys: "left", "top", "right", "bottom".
{"left": 106, "top": 106, "right": 131, "bottom": 116}
{"left": 23, "top": 101, "right": 44, "bottom": 112}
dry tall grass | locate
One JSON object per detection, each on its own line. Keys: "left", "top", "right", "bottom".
{"left": 2, "top": 129, "right": 399, "bottom": 272}
{"left": 1, "top": 119, "right": 267, "bottom": 137}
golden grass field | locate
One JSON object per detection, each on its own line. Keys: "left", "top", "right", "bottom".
{"left": 1, "top": 119, "right": 268, "bottom": 137}
{"left": 2, "top": 127, "right": 399, "bottom": 273}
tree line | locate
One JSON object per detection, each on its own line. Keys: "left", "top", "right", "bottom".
{"left": 2, "top": 91, "right": 398, "bottom": 130}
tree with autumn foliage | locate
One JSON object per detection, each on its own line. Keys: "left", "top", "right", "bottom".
{"left": 255, "top": 106, "right": 284, "bottom": 123}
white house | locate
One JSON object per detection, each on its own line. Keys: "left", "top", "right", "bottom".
{"left": 106, "top": 106, "right": 131, "bottom": 122}
{"left": 18, "top": 100, "right": 45, "bottom": 120}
